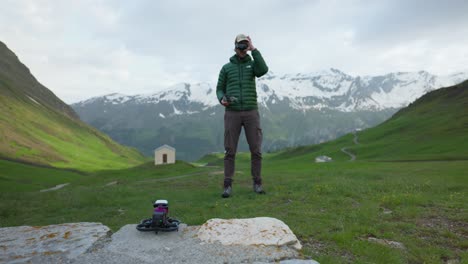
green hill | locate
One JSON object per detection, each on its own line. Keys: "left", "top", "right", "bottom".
{"left": 0, "top": 41, "right": 146, "bottom": 171}
{"left": 355, "top": 80, "right": 468, "bottom": 160}
{"left": 266, "top": 80, "right": 468, "bottom": 162}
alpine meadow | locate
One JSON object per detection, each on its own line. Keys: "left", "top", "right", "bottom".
{"left": 1, "top": 5, "right": 468, "bottom": 262}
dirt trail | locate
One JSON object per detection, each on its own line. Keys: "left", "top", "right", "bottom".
{"left": 341, "top": 131, "right": 359, "bottom": 161}
{"left": 341, "top": 147, "right": 356, "bottom": 161}
{"left": 40, "top": 183, "right": 69, "bottom": 192}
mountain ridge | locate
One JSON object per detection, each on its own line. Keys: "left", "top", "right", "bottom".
{"left": 74, "top": 69, "right": 467, "bottom": 112}
{"left": 72, "top": 69, "right": 466, "bottom": 161}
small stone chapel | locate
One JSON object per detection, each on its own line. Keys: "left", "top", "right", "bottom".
{"left": 154, "top": 144, "right": 176, "bottom": 165}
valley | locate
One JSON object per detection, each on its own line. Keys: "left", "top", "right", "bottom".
{"left": 1, "top": 38, "right": 467, "bottom": 263}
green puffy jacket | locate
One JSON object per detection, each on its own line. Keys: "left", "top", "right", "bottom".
{"left": 216, "top": 49, "right": 269, "bottom": 111}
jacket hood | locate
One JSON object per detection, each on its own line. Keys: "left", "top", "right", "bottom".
{"left": 229, "top": 54, "right": 252, "bottom": 64}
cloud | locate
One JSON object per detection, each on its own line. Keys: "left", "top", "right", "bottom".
{"left": 1, "top": 0, "right": 467, "bottom": 103}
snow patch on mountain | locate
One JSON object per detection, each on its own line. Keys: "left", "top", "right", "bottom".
{"left": 106, "top": 93, "right": 132, "bottom": 104}
{"left": 75, "top": 69, "right": 467, "bottom": 113}
{"left": 133, "top": 82, "right": 217, "bottom": 107}
{"left": 172, "top": 105, "right": 182, "bottom": 115}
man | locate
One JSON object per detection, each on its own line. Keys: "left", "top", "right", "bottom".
{"left": 216, "top": 34, "right": 269, "bottom": 198}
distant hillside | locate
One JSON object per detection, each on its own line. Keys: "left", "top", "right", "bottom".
{"left": 0, "top": 41, "right": 146, "bottom": 171}
{"left": 354, "top": 80, "right": 468, "bottom": 161}
{"left": 257, "top": 80, "right": 468, "bottom": 163}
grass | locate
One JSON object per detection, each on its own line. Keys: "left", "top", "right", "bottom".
{"left": 1, "top": 78, "right": 467, "bottom": 262}
{"left": 0, "top": 153, "right": 466, "bottom": 263}
{"left": 0, "top": 95, "right": 146, "bottom": 171}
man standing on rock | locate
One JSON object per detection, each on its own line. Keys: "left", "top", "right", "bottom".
{"left": 216, "top": 34, "right": 269, "bottom": 198}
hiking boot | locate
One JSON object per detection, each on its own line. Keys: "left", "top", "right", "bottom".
{"left": 253, "top": 184, "right": 266, "bottom": 194}
{"left": 222, "top": 186, "right": 232, "bottom": 198}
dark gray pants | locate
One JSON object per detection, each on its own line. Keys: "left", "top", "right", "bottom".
{"left": 224, "top": 110, "right": 262, "bottom": 187}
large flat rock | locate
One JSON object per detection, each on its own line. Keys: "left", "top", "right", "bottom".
{"left": 0, "top": 222, "right": 110, "bottom": 263}
{"left": 92, "top": 223, "right": 301, "bottom": 263}
{"left": 197, "top": 217, "right": 302, "bottom": 250}
{"left": 0, "top": 220, "right": 314, "bottom": 263}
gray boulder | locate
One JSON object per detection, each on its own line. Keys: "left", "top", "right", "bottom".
{"left": 0, "top": 222, "right": 110, "bottom": 263}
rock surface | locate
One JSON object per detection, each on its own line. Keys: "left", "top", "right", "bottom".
{"left": 39, "top": 183, "right": 70, "bottom": 192}
{"left": 0, "top": 219, "right": 316, "bottom": 264}
{"left": 197, "top": 217, "right": 302, "bottom": 250}
{"left": 87, "top": 223, "right": 301, "bottom": 263}
{"left": 0, "top": 222, "right": 110, "bottom": 263}
{"left": 315, "top": 155, "right": 332, "bottom": 163}
{"left": 367, "top": 236, "right": 406, "bottom": 249}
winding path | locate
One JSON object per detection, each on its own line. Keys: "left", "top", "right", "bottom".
{"left": 341, "top": 147, "right": 356, "bottom": 161}
{"left": 40, "top": 183, "right": 69, "bottom": 192}
{"left": 341, "top": 131, "right": 359, "bottom": 161}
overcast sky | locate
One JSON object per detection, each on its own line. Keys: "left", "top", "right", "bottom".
{"left": 1, "top": 0, "right": 468, "bottom": 103}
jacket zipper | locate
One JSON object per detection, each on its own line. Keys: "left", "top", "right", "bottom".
{"left": 239, "top": 61, "right": 243, "bottom": 110}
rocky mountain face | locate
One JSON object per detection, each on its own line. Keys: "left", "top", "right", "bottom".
{"left": 72, "top": 69, "right": 467, "bottom": 161}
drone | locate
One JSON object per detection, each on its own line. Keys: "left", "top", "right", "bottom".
{"left": 136, "top": 199, "right": 181, "bottom": 234}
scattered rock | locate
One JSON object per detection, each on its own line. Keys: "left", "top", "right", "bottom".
{"left": 105, "top": 181, "right": 118, "bottom": 186}
{"left": 197, "top": 217, "right": 302, "bottom": 250}
{"left": 367, "top": 236, "right": 405, "bottom": 250}
{"left": 280, "top": 260, "right": 320, "bottom": 264}
{"left": 0, "top": 222, "right": 111, "bottom": 263}
{"left": 381, "top": 207, "right": 393, "bottom": 215}
{"left": 417, "top": 216, "right": 467, "bottom": 239}
{"left": 40, "top": 183, "right": 69, "bottom": 192}
{"left": 254, "top": 260, "right": 320, "bottom": 264}
{"left": 315, "top": 155, "right": 332, "bottom": 163}
{"left": 445, "top": 258, "right": 461, "bottom": 264}
{"left": 351, "top": 199, "right": 361, "bottom": 208}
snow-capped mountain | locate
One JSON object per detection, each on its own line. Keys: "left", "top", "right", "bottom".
{"left": 76, "top": 69, "right": 468, "bottom": 113}
{"left": 258, "top": 69, "right": 467, "bottom": 111}
{"left": 90, "top": 82, "right": 215, "bottom": 108}
{"left": 72, "top": 69, "right": 467, "bottom": 161}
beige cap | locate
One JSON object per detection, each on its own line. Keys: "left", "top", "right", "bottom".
{"left": 235, "top": 34, "right": 249, "bottom": 43}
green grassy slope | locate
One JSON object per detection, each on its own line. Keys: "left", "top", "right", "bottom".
{"left": 262, "top": 80, "right": 468, "bottom": 162}
{"left": 354, "top": 80, "right": 468, "bottom": 161}
{"left": 0, "top": 41, "right": 146, "bottom": 170}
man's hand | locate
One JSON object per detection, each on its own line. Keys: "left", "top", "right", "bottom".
{"left": 247, "top": 36, "right": 256, "bottom": 51}
{"left": 221, "top": 96, "right": 229, "bottom": 106}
